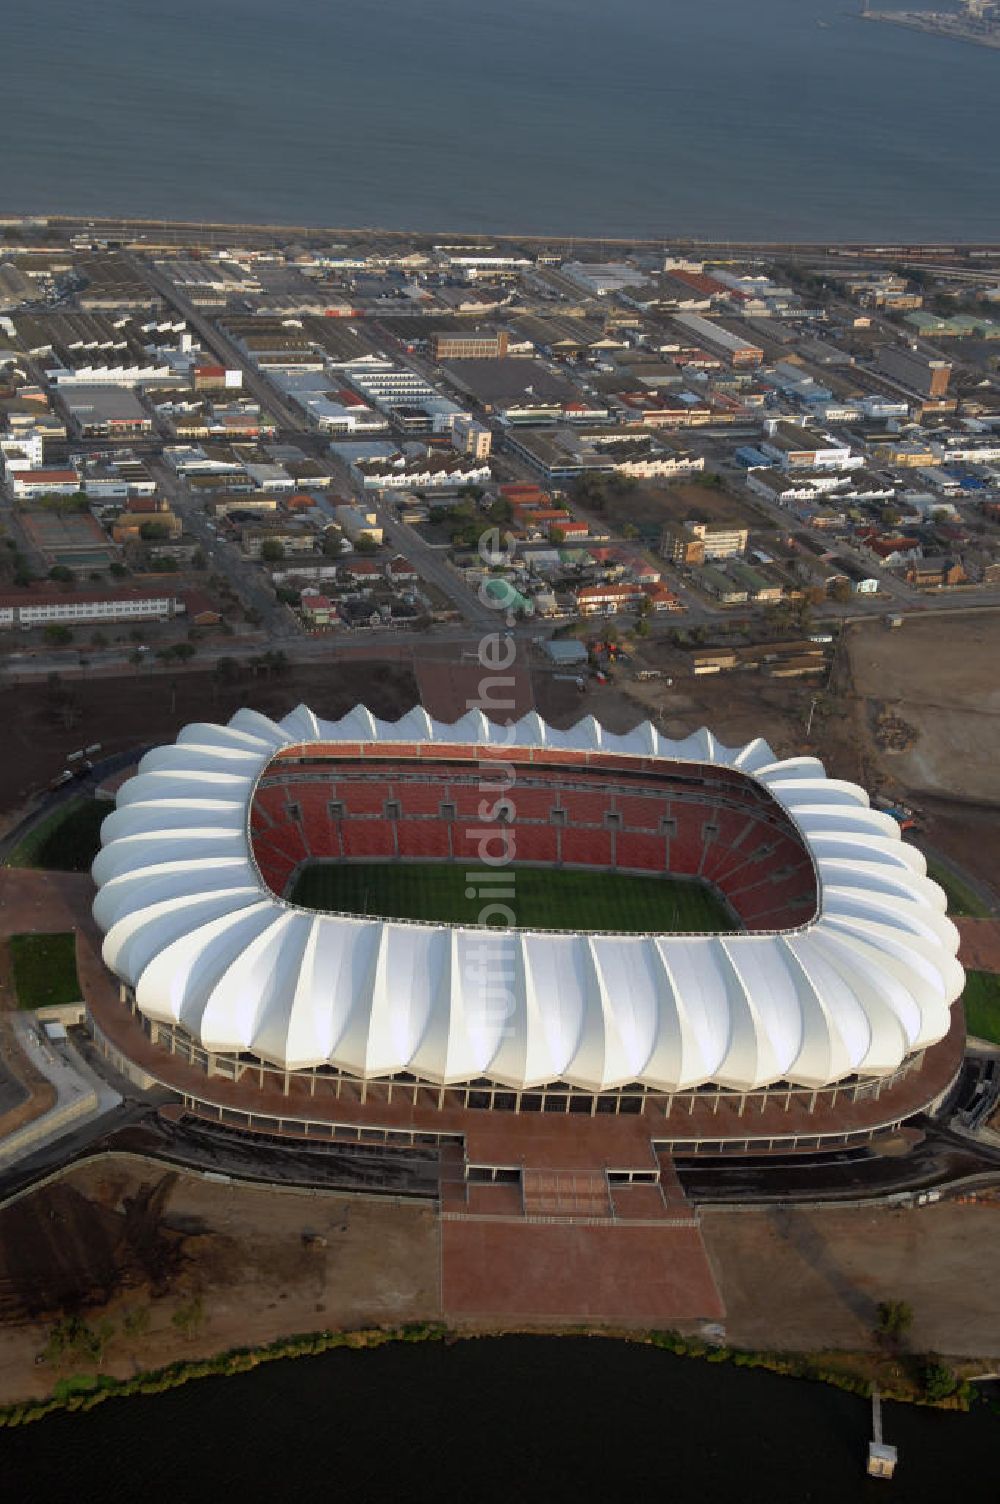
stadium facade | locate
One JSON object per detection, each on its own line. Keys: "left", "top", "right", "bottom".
{"left": 86, "top": 704, "right": 965, "bottom": 1162}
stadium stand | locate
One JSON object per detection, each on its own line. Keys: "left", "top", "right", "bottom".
{"left": 248, "top": 752, "right": 818, "bottom": 929}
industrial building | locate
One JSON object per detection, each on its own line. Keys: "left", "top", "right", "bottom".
{"left": 672, "top": 313, "right": 764, "bottom": 368}
{"left": 0, "top": 587, "right": 183, "bottom": 629}
{"left": 875, "top": 344, "right": 952, "bottom": 399}
{"left": 60, "top": 385, "right": 153, "bottom": 439}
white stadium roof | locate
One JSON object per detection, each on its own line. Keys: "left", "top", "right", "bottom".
{"left": 90, "top": 705, "right": 963, "bottom": 1094}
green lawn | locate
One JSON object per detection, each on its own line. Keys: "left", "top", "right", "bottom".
{"left": 962, "top": 970, "right": 1000, "bottom": 1044}
{"left": 924, "top": 857, "right": 991, "bottom": 919}
{"left": 6, "top": 798, "right": 108, "bottom": 873}
{"left": 9, "top": 933, "right": 81, "bottom": 1010}
{"left": 288, "top": 861, "right": 736, "bottom": 934}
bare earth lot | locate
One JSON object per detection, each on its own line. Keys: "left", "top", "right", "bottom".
{"left": 848, "top": 615, "right": 1000, "bottom": 805}
{"left": 607, "top": 479, "right": 769, "bottom": 534}
{"left": 843, "top": 615, "right": 1000, "bottom": 896}
{"left": 702, "top": 1201, "right": 1000, "bottom": 1359}
{"left": 0, "top": 1158, "right": 440, "bottom": 1405}
{"left": 0, "top": 657, "right": 420, "bottom": 820}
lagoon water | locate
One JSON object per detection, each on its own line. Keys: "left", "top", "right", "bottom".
{"left": 2, "top": 0, "right": 999, "bottom": 239}
{"left": 3, "top": 1337, "right": 998, "bottom": 1503}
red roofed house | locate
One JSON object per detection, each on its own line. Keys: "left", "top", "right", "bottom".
{"left": 385, "top": 555, "right": 419, "bottom": 583}
{"left": 575, "top": 582, "right": 645, "bottom": 616}
{"left": 550, "top": 519, "right": 589, "bottom": 541}
{"left": 299, "top": 593, "right": 339, "bottom": 627}
{"left": 285, "top": 492, "right": 316, "bottom": 511}
{"left": 346, "top": 559, "right": 381, "bottom": 583}
{"left": 644, "top": 582, "right": 682, "bottom": 611}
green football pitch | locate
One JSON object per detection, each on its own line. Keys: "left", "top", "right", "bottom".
{"left": 287, "top": 861, "right": 737, "bottom": 934}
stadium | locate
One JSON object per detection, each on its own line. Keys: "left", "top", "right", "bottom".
{"left": 86, "top": 703, "right": 966, "bottom": 1175}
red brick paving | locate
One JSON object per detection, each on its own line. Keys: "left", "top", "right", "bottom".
{"left": 441, "top": 1219, "right": 724, "bottom": 1326}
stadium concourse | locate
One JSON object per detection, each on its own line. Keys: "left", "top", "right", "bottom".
{"left": 77, "top": 703, "right": 967, "bottom": 1325}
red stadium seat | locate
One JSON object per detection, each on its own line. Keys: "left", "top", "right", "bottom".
{"left": 341, "top": 821, "right": 396, "bottom": 859}
{"left": 396, "top": 821, "right": 452, "bottom": 860}
{"left": 615, "top": 831, "right": 667, "bottom": 873}
{"left": 560, "top": 828, "right": 614, "bottom": 868}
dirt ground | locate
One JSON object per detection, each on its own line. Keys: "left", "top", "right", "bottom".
{"left": 0, "top": 657, "right": 421, "bottom": 819}
{"left": 601, "top": 479, "right": 768, "bottom": 533}
{"left": 840, "top": 614, "right": 1000, "bottom": 896}
{"left": 535, "top": 654, "right": 820, "bottom": 763}
{"left": 0, "top": 1157, "right": 441, "bottom": 1404}
{"left": 702, "top": 1200, "right": 1000, "bottom": 1358}
{"left": 847, "top": 615, "right": 1000, "bottom": 805}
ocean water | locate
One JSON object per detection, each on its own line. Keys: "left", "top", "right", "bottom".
{"left": 2, "top": 0, "right": 999, "bottom": 239}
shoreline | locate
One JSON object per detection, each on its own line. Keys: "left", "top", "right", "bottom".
{"left": 863, "top": 12, "right": 1000, "bottom": 52}
{"left": 0, "top": 1323, "right": 983, "bottom": 1430}
{"left": 2, "top": 212, "right": 1000, "bottom": 253}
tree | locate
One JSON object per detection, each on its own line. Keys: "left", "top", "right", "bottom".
{"left": 634, "top": 616, "right": 651, "bottom": 638}
{"left": 260, "top": 539, "right": 285, "bottom": 562}
{"left": 485, "top": 497, "right": 512, "bottom": 524}
{"left": 170, "top": 1293, "right": 205, "bottom": 1341}
{"left": 43, "top": 623, "right": 73, "bottom": 646}
{"left": 921, "top": 1360, "right": 958, "bottom": 1401}
{"left": 549, "top": 526, "right": 566, "bottom": 545}
{"left": 354, "top": 532, "right": 378, "bottom": 555}
{"left": 874, "top": 1300, "right": 913, "bottom": 1345}
{"left": 828, "top": 578, "right": 852, "bottom": 605}
{"left": 109, "top": 560, "right": 128, "bottom": 578}
{"left": 140, "top": 521, "right": 171, "bottom": 541}
{"left": 321, "top": 531, "right": 343, "bottom": 559}
{"left": 122, "top": 1305, "right": 151, "bottom": 1340}
{"left": 191, "top": 548, "right": 207, "bottom": 570}
{"left": 621, "top": 522, "right": 640, "bottom": 541}
{"left": 48, "top": 565, "right": 73, "bottom": 584}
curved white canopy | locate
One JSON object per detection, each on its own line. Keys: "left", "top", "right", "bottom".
{"left": 90, "top": 705, "right": 963, "bottom": 1093}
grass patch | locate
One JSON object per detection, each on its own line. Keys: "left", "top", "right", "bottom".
{"left": 9, "top": 933, "right": 81, "bottom": 1010}
{"left": 6, "top": 799, "right": 107, "bottom": 873}
{"left": 288, "top": 861, "right": 736, "bottom": 934}
{"left": 962, "top": 970, "right": 1000, "bottom": 1044}
{"left": 925, "top": 858, "right": 991, "bottom": 918}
